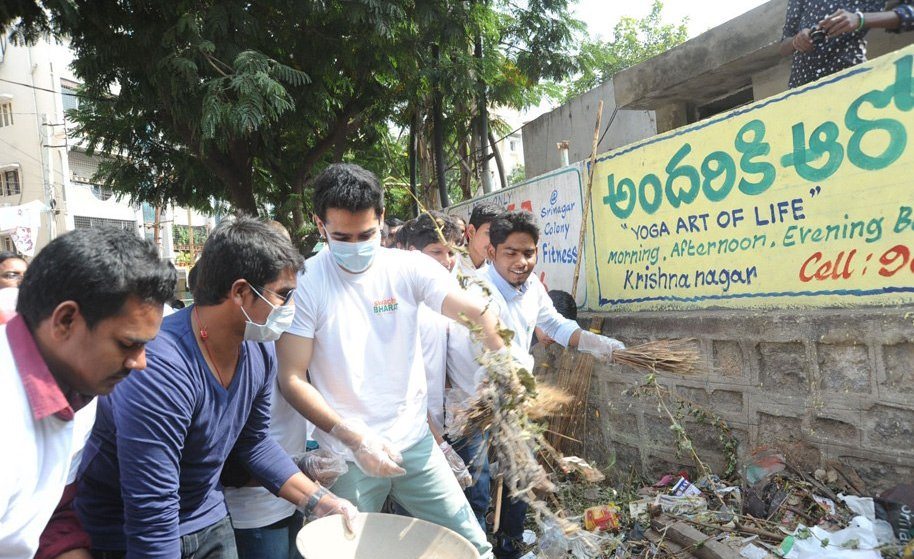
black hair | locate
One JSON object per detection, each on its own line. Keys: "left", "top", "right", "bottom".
{"left": 384, "top": 217, "right": 404, "bottom": 228}
{"left": 17, "top": 228, "right": 176, "bottom": 329}
{"left": 0, "top": 251, "right": 25, "bottom": 265}
{"left": 312, "top": 163, "right": 385, "bottom": 222}
{"left": 469, "top": 203, "right": 502, "bottom": 229}
{"left": 192, "top": 217, "right": 305, "bottom": 306}
{"left": 396, "top": 218, "right": 417, "bottom": 248}
{"left": 548, "top": 290, "right": 577, "bottom": 320}
{"left": 187, "top": 264, "right": 199, "bottom": 292}
{"left": 409, "top": 212, "right": 462, "bottom": 251}
{"left": 488, "top": 210, "right": 540, "bottom": 248}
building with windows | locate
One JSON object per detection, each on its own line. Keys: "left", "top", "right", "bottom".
{"left": 0, "top": 33, "right": 212, "bottom": 259}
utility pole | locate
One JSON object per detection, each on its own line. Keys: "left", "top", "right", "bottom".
{"left": 39, "top": 115, "right": 57, "bottom": 240}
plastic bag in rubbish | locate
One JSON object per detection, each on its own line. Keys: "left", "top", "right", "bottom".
{"left": 538, "top": 518, "right": 569, "bottom": 559}
{"left": 839, "top": 494, "right": 897, "bottom": 546}
{"left": 782, "top": 516, "right": 883, "bottom": 559}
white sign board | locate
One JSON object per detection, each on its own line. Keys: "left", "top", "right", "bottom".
{"left": 447, "top": 165, "right": 587, "bottom": 306}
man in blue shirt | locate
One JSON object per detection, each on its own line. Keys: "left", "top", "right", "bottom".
{"left": 77, "top": 217, "right": 355, "bottom": 559}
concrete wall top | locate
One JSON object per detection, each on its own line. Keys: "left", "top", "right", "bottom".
{"left": 521, "top": 80, "right": 656, "bottom": 179}
{"left": 612, "top": 0, "right": 787, "bottom": 110}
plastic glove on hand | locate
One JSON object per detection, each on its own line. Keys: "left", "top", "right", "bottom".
{"left": 578, "top": 331, "right": 625, "bottom": 361}
{"left": 301, "top": 487, "right": 359, "bottom": 536}
{"left": 439, "top": 442, "right": 473, "bottom": 489}
{"left": 293, "top": 449, "right": 349, "bottom": 488}
{"left": 330, "top": 420, "right": 406, "bottom": 478}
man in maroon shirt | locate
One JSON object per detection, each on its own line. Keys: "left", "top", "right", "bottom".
{"left": 0, "top": 227, "right": 176, "bottom": 559}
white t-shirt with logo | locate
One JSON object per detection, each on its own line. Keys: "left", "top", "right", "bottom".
{"left": 288, "top": 247, "right": 456, "bottom": 458}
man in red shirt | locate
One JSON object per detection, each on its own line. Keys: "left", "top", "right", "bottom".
{"left": 0, "top": 228, "right": 176, "bottom": 559}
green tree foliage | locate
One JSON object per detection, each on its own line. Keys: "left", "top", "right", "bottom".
{"left": 5, "top": 1, "right": 582, "bottom": 222}
{"left": 565, "top": 0, "right": 688, "bottom": 100}
{"left": 398, "top": 0, "right": 582, "bottom": 207}
{"left": 508, "top": 164, "right": 526, "bottom": 186}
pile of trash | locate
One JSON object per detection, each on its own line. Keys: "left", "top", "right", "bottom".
{"left": 521, "top": 449, "right": 913, "bottom": 558}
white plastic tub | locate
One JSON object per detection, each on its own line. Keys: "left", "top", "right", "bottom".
{"left": 296, "top": 512, "right": 480, "bottom": 559}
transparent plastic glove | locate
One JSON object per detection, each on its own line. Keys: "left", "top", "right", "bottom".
{"left": 292, "top": 449, "right": 349, "bottom": 488}
{"left": 439, "top": 442, "right": 472, "bottom": 489}
{"left": 577, "top": 330, "right": 625, "bottom": 361}
{"left": 329, "top": 420, "right": 406, "bottom": 477}
{"left": 299, "top": 486, "right": 359, "bottom": 536}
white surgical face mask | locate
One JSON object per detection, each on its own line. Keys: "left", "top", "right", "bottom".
{"left": 326, "top": 235, "right": 381, "bottom": 273}
{"left": 241, "top": 286, "right": 294, "bottom": 342}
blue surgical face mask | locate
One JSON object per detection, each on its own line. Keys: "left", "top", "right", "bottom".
{"left": 326, "top": 235, "right": 381, "bottom": 273}
{"left": 241, "top": 286, "right": 295, "bottom": 342}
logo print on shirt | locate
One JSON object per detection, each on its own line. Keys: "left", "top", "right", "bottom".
{"left": 373, "top": 297, "right": 398, "bottom": 314}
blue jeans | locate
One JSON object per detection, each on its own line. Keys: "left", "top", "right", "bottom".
{"left": 91, "top": 515, "right": 238, "bottom": 559}
{"left": 234, "top": 511, "right": 304, "bottom": 559}
{"left": 448, "top": 431, "right": 490, "bottom": 532}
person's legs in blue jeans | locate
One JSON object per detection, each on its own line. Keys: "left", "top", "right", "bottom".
{"left": 494, "top": 497, "right": 528, "bottom": 559}
{"left": 180, "top": 515, "right": 239, "bottom": 559}
{"left": 234, "top": 512, "right": 304, "bottom": 559}
{"left": 447, "top": 430, "right": 490, "bottom": 532}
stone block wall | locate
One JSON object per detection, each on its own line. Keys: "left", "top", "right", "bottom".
{"left": 535, "top": 307, "right": 914, "bottom": 494}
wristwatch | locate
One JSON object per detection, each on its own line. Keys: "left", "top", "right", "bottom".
{"left": 299, "top": 485, "right": 330, "bottom": 517}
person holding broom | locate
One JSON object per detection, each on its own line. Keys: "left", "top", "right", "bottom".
{"left": 446, "top": 210, "right": 625, "bottom": 558}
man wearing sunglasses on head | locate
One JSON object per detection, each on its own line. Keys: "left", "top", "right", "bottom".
{"left": 77, "top": 217, "right": 355, "bottom": 559}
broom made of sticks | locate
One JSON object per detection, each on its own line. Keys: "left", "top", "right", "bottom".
{"left": 610, "top": 338, "right": 703, "bottom": 376}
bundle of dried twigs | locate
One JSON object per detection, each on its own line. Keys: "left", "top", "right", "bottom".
{"left": 612, "top": 339, "right": 703, "bottom": 376}
{"left": 449, "top": 317, "right": 602, "bottom": 556}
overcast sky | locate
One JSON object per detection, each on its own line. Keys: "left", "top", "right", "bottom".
{"left": 571, "top": 0, "right": 770, "bottom": 40}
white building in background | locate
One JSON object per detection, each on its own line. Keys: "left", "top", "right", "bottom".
{"left": 486, "top": 107, "right": 526, "bottom": 189}
{"left": 0, "top": 33, "right": 212, "bottom": 260}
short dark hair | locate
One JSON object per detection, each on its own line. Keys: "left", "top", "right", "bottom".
{"left": 187, "top": 264, "right": 199, "bottom": 292}
{"left": 384, "top": 217, "right": 404, "bottom": 228}
{"left": 17, "top": 228, "right": 176, "bottom": 329}
{"left": 396, "top": 218, "right": 417, "bottom": 248}
{"left": 312, "top": 163, "right": 384, "bottom": 222}
{"left": 548, "top": 290, "right": 577, "bottom": 321}
{"left": 192, "top": 217, "right": 305, "bottom": 306}
{"left": 489, "top": 210, "right": 540, "bottom": 248}
{"left": 409, "top": 212, "right": 462, "bottom": 251}
{"left": 469, "top": 203, "right": 502, "bottom": 229}
{"left": 0, "top": 251, "right": 25, "bottom": 266}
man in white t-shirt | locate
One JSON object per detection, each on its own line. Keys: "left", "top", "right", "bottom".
{"left": 276, "top": 164, "right": 507, "bottom": 558}
{"left": 402, "top": 212, "right": 471, "bottom": 489}
{"left": 453, "top": 203, "right": 500, "bottom": 280}
{"left": 0, "top": 228, "right": 176, "bottom": 559}
{"left": 455, "top": 210, "right": 626, "bottom": 558}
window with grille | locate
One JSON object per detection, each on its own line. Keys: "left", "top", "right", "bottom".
{"left": 0, "top": 102, "right": 12, "bottom": 127}
{"left": 61, "top": 85, "right": 79, "bottom": 113}
{"left": 69, "top": 151, "right": 113, "bottom": 200}
{"left": 1, "top": 236, "right": 14, "bottom": 252}
{"left": 73, "top": 216, "right": 136, "bottom": 231}
{"left": 1, "top": 170, "right": 20, "bottom": 196}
